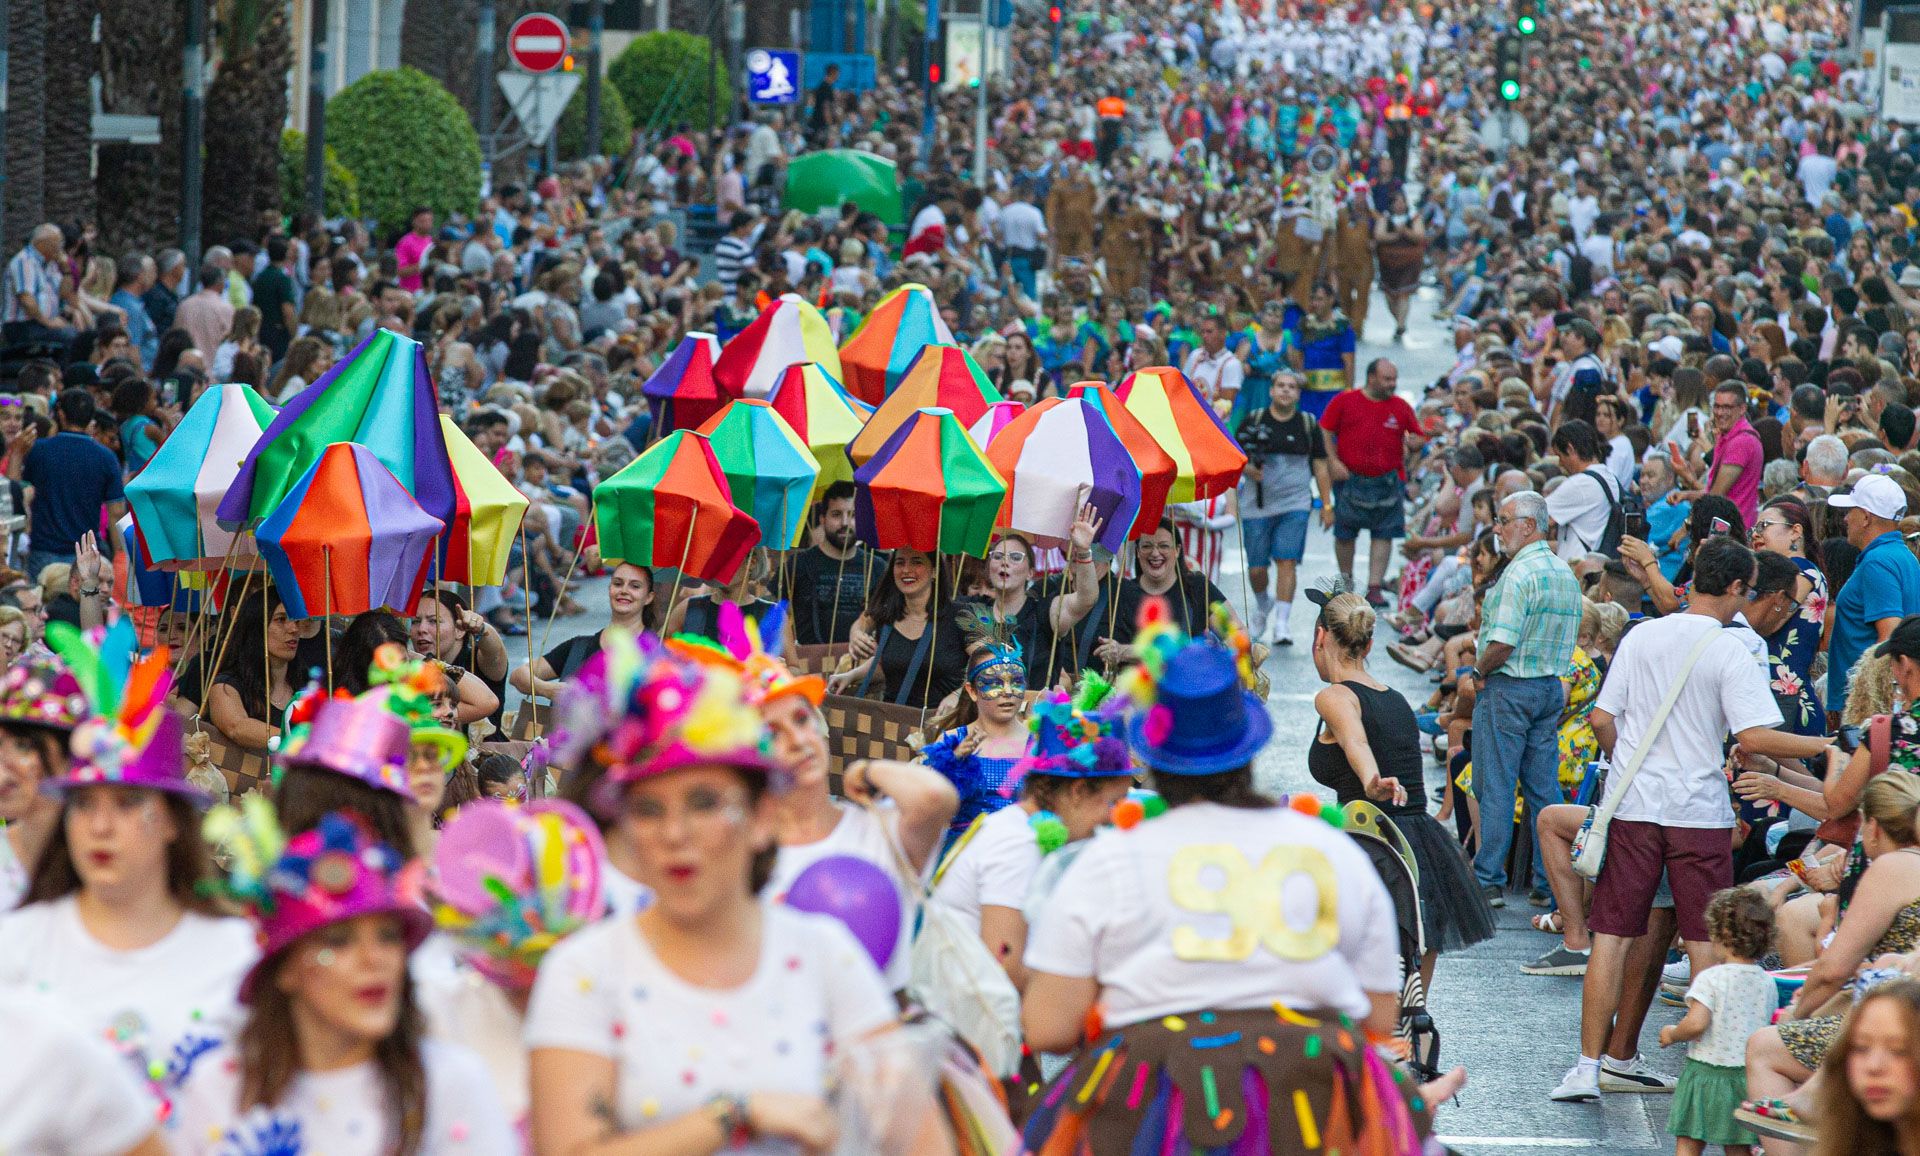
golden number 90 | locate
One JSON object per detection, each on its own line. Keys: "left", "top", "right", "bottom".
{"left": 1167, "top": 845, "right": 1340, "bottom": 962}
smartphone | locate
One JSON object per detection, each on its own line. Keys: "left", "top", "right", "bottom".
{"left": 1625, "top": 511, "right": 1650, "bottom": 540}
{"left": 1837, "top": 724, "right": 1865, "bottom": 754}
{"left": 1710, "top": 516, "right": 1732, "bottom": 536}
{"left": 1686, "top": 411, "right": 1700, "bottom": 438}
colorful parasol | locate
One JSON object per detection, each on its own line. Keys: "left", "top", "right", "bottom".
{"left": 967, "top": 400, "right": 1026, "bottom": 447}
{"left": 217, "top": 329, "right": 455, "bottom": 532}
{"left": 712, "top": 294, "right": 843, "bottom": 401}
{"left": 641, "top": 333, "right": 731, "bottom": 437}
{"left": 125, "top": 382, "right": 277, "bottom": 570}
{"left": 765, "top": 361, "right": 873, "bottom": 494}
{"left": 837, "top": 283, "right": 955, "bottom": 405}
{"left": 847, "top": 344, "right": 1003, "bottom": 466}
{"left": 594, "top": 431, "right": 760, "bottom": 583}
{"left": 984, "top": 398, "right": 1141, "bottom": 554}
{"left": 854, "top": 407, "right": 1007, "bottom": 558}
{"left": 695, "top": 400, "right": 821, "bottom": 551}
{"left": 118, "top": 515, "right": 200, "bottom": 612}
{"left": 254, "top": 442, "right": 447, "bottom": 620}
{"left": 435, "top": 415, "right": 530, "bottom": 587}
{"left": 1066, "top": 380, "right": 1178, "bottom": 536}
{"left": 1115, "top": 366, "right": 1248, "bottom": 503}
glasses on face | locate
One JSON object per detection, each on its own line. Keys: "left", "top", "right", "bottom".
{"left": 986, "top": 551, "right": 1028, "bottom": 564}
{"left": 1492, "top": 515, "right": 1518, "bottom": 527}
{"left": 1752, "top": 519, "right": 1791, "bottom": 536}
{"left": 625, "top": 785, "right": 748, "bottom": 830}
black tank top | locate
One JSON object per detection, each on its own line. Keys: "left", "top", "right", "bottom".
{"left": 1307, "top": 680, "right": 1426, "bottom": 816}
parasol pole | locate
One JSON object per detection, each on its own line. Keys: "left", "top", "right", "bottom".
{"left": 921, "top": 513, "right": 942, "bottom": 726}
{"left": 197, "top": 560, "right": 259, "bottom": 719}
{"left": 172, "top": 522, "right": 237, "bottom": 684}
{"left": 323, "top": 548, "right": 334, "bottom": 695}
{"left": 535, "top": 500, "right": 593, "bottom": 667}
{"left": 830, "top": 548, "right": 849, "bottom": 645}
{"left": 518, "top": 518, "right": 534, "bottom": 696}
{"left": 664, "top": 504, "right": 700, "bottom": 634}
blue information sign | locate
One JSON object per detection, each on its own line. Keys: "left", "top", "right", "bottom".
{"left": 746, "top": 49, "right": 802, "bottom": 105}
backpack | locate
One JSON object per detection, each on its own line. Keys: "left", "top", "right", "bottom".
{"left": 1583, "top": 467, "right": 1629, "bottom": 556}
{"left": 1563, "top": 245, "right": 1594, "bottom": 300}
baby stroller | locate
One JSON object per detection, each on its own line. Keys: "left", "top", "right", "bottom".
{"left": 1343, "top": 800, "right": 1443, "bottom": 1083}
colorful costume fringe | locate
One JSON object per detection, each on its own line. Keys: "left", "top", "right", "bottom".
{"left": 1021, "top": 1006, "right": 1436, "bottom": 1156}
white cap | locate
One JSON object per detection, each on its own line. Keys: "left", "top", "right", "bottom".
{"left": 1647, "top": 335, "right": 1684, "bottom": 360}
{"left": 1829, "top": 473, "right": 1909, "bottom": 521}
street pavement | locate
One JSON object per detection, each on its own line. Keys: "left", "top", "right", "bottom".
{"left": 516, "top": 286, "right": 1683, "bottom": 1156}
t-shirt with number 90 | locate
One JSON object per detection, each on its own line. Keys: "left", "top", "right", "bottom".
{"left": 1023, "top": 801, "right": 1401, "bottom": 1027}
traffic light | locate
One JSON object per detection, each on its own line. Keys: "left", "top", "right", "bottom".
{"left": 929, "top": 62, "right": 942, "bottom": 85}
{"left": 1514, "top": 0, "right": 1542, "bottom": 34}
{"left": 1495, "top": 33, "right": 1524, "bottom": 100}
{"left": 1049, "top": 5, "right": 1062, "bottom": 21}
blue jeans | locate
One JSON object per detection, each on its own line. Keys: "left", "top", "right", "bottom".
{"left": 23, "top": 549, "right": 73, "bottom": 585}
{"left": 1470, "top": 672, "right": 1566, "bottom": 891}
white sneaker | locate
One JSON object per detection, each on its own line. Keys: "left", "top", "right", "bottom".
{"left": 1550, "top": 1063, "right": 1601, "bottom": 1103}
{"left": 1662, "top": 957, "right": 1691, "bottom": 986}
{"left": 1251, "top": 605, "right": 1270, "bottom": 638}
{"left": 1599, "top": 1055, "right": 1677, "bottom": 1093}
{"left": 1265, "top": 607, "right": 1292, "bottom": 646}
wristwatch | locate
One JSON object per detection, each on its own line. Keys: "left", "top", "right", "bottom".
{"left": 705, "top": 1093, "right": 753, "bottom": 1147}
{"left": 78, "top": 587, "right": 101, "bottom": 598}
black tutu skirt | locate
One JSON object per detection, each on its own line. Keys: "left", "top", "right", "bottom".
{"left": 1387, "top": 810, "right": 1497, "bottom": 954}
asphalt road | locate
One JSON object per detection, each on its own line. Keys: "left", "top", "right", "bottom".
{"left": 523, "top": 285, "right": 1684, "bottom": 1156}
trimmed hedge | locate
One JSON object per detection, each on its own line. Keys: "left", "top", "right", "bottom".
{"left": 326, "top": 67, "right": 482, "bottom": 235}
{"left": 607, "top": 31, "right": 730, "bottom": 134}
{"left": 557, "top": 75, "right": 634, "bottom": 159}
{"left": 278, "top": 130, "right": 362, "bottom": 220}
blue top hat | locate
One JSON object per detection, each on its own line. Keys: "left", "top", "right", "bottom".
{"left": 1123, "top": 641, "right": 1272, "bottom": 776}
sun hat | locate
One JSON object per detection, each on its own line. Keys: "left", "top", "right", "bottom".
{"left": 1115, "top": 599, "right": 1270, "bottom": 776}
{"left": 666, "top": 601, "right": 825, "bottom": 708}
{"left": 552, "top": 630, "right": 781, "bottom": 797}
{"left": 41, "top": 621, "right": 205, "bottom": 805}
{"left": 203, "top": 798, "right": 433, "bottom": 1002}
{"left": 1829, "top": 473, "right": 1909, "bottom": 521}
{"left": 0, "top": 656, "right": 90, "bottom": 733}
{"left": 431, "top": 798, "right": 606, "bottom": 990}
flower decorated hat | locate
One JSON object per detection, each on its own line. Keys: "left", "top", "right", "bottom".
{"left": 1014, "top": 671, "right": 1133, "bottom": 781}
{"left": 203, "top": 797, "right": 433, "bottom": 1002}
{"left": 0, "top": 656, "right": 90, "bottom": 733}
{"left": 363, "top": 643, "right": 469, "bottom": 769}
{"left": 274, "top": 682, "right": 412, "bottom": 797}
{"left": 1115, "top": 598, "right": 1270, "bottom": 776}
{"left": 431, "top": 798, "right": 605, "bottom": 990}
{"left": 667, "top": 601, "right": 825, "bottom": 708}
{"left": 42, "top": 620, "right": 204, "bottom": 804}
{"left": 552, "top": 629, "right": 780, "bottom": 796}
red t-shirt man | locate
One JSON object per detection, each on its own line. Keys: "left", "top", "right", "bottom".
{"left": 1320, "top": 367, "right": 1424, "bottom": 479}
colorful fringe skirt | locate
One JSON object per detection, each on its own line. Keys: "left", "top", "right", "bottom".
{"left": 1021, "top": 1005, "right": 1438, "bottom": 1156}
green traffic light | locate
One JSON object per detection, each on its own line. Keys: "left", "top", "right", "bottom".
{"left": 1500, "top": 79, "right": 1521, "bottom": 100}
{"left": 1517, "top": 14, "right": 1536, "bottom": 33}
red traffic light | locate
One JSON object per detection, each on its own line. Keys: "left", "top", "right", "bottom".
{"left": 929, "top": 63, "right": 942, "bottom": 83}
{"left": 1049, "top": 5, "right": 1062, "bottom": 21}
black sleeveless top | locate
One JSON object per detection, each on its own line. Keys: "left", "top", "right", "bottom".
{"left": 1307, "top": 680, "right": 1426, "bottom": 816}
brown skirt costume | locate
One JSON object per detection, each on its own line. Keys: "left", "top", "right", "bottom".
{"left": 1021, "top": 1005, "right": 1437, "bottom": 1155}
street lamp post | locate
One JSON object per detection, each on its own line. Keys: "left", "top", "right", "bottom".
{"left": 305, "top": 0, "right": 329, "bottom": 217}
{"left": 181, "top": 0, "right": 207, "bottom": 267}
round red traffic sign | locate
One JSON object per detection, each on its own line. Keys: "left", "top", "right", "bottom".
{"left": 507, "top": 13, "right": 569, "bottom": 74}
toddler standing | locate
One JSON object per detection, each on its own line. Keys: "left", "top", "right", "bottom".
{"left": 1659, "top": 886, "right": 1781, "bottom": 1156}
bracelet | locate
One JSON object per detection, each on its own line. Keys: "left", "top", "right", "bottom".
{"left": 705, "top": 1093, "right": 753, "bottom": 1147}
{"left": 1072, "top": 551, "right": 1094, "bottom": 563}
{"left": 78, "top": 587, "right": 101, "bottom": 597}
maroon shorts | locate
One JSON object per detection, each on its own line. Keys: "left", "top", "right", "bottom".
{"left": 1586, "top": 818, "right": 1732, "bottom": 943}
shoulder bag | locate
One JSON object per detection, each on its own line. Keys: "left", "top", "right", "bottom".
{"left": 1570, "top": 624, "right": 1723, "bottom": 881}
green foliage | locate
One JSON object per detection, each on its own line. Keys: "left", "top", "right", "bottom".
{"left": 278, "top": 130, "right": 362, "bottom": 220}
{"left": 557, "top": 76, "right": 634, "bottom": 160}
{"left": 326, "top": 67, "right": 482, "bottom": 235}
{"left": 607, "top": 31, "right": 730, "bottom": 134}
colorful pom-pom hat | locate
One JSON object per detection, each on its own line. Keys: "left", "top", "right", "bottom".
{"left": 202, "top": 798, "right": 433, "bottom": 1002}
{"left": 1013, "top": 672, "right": 1133, "bottom": 780}
{"left": 0, "top": 657, "right": 90, "bottom": 733}
{"left": 364, "top": 643, "right": 469, "bottom": 770}
{"left": 1115, "top": 598, "right": 1270, "bottom": 776}
{"left": 667, "top": 601, "right": 825, "bottom": 708}
{"left": 553, "top": 630, "right": 783, "bottom": 793}
{"left": 431, "top": 799, "right": 605, "bottom": 989}
{"left": 40, "top": 621, "right": 206, "bottom": 804}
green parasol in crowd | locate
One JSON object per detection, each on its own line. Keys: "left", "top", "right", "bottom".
{"left": 782, "top": 150, "right": 904, "bottom": 227}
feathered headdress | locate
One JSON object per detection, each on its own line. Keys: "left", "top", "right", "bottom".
{"left": 667, "top": 601, "right": 825, "bottom": 707}
{"left": 957, "top": 602, "right": 1025, "bottom": 687}
{"left": 1013, "top": 670, "right": 1132, "bottom": 780}
{"left": 44, "top": 619, "right": 202, "bottom": 803}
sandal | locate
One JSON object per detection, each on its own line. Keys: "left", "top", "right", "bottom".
{"left": 1734, "top": 1100, "right": 1816, "bottom": 1142}
{"left": 1531, "top": 911, "right": 1563, "bottom": 935}
{"left": 1388, "top": 643, "right": 1435, "bottom": 673}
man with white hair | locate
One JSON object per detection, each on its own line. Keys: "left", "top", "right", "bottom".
{"left": 1469, "top": 491, "right": 1583, "bottom": 910}
{"left": 1799, "top": 433, "right": 1848, "bottom": 500}
{"left": 3, "top": 224, "right": 71, "bottom": 350}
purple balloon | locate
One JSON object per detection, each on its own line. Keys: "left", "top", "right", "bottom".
{"left": 782, "top": 854, "right": 902, "bottom": 972}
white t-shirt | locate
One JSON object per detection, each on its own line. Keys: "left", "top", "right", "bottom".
{"left": 168, "top": 1039, "right": 514, "bottom": 1155}
{"left": 0, "top": 988, "right": 158, "bottom": 1156}
{"left": 767, "top": 801, "right": 928, "bottom": 990}
{"left": 1684, "top": 961, "right": 1779, "bottom": 1066}
{"left": 419, "top": 964, "right": 530, "bottom": 1125}
{"left": 0, "top": 834, "right": 26, "bottom": 911}
{"left": 0, "top": 897, "right": 256, "bottom": 1105}
{"left": 1604, "top": 435, "right": 1636, "bottom": 487}
{"left": 524, "top": 904, "right": 897, "bottom": 1149}
{"left": 1545, "top": 469, "right": 1615, "bottom": 560}
{"left": 1592, "top": 614, "right": 1782, "bottom": 829}
{"left": 931, "top": 803, "right": 1041, "bottom": 930}
{"left": 1023, "top": 803, "right": 1400, "bottom": 1027}
{"left": 601, "top": 859, "right": 654, "bottom": 920}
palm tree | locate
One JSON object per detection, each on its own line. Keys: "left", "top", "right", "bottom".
{"left": 4, "top": 0, "right": 47, "bottom": 245}
{"left": 43, "top": 0, "right": 100, "bottom": 228}
{"left": 203, "top": 0, "right": 293, "bottom": 244}
{"left": 94, "top": 0, "right": 185, "bottom": 251}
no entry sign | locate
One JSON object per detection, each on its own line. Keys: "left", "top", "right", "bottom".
{"left": 507, "top": 13, "right": 569, "bottom": 74}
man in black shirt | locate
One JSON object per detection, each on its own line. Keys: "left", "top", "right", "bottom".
{"left": 808, "top": 63, "right": 840, "bottom": 145}
{"left": 789, "top": 481, "right": 879, "bottom": 645}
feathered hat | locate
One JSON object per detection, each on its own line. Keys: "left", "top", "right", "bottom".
{"left": 42, "top": 620, "right": 203, "bottom": 804}
{"left": 1115, "top": 598, "right": 1270, "bottom": 776}
{"left": 957, "top": 602, "right": 1025, "bottom": 689}
{"left": 0, "top": 655, "right": 89, "bottom": 734}
{"left": 431, "top": 799, "right": 606, "bottom": 990}
{"left": 202, "top": 798, "right": 433, "bottom": 1002}
{"left": 1013, "top": 670, "right": 1132, "bottom": 780}
{"left": 666, "top": 601, "right": 825, "bottom": 707}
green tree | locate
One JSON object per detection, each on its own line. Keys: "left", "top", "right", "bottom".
{"left": 557, "top": 76, "right": 634, "bottom": 160}
{"left": 607, "top": 31, "right": 730, "bottom": 134}
{"left": 279, "top": 130, "right": 362, "bottom": 220}
{"left": 327, "top": 67, "right": 482, "bottom": 236}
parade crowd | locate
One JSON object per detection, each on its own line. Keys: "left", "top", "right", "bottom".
{"left": 17, "top": 0, "right": 1920, "bottom": 1149}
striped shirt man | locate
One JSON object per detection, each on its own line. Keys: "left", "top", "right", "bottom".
{"left": 4, "top": 241, "right": 62, "bottom": 326}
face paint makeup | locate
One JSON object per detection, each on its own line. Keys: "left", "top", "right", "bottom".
{"left": 314, "top": 948, "right": 338, "bottom": 968}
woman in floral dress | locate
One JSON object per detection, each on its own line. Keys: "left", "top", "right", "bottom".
{"left": 1752, "top": 499, "right": 1828, "bottom": 735}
